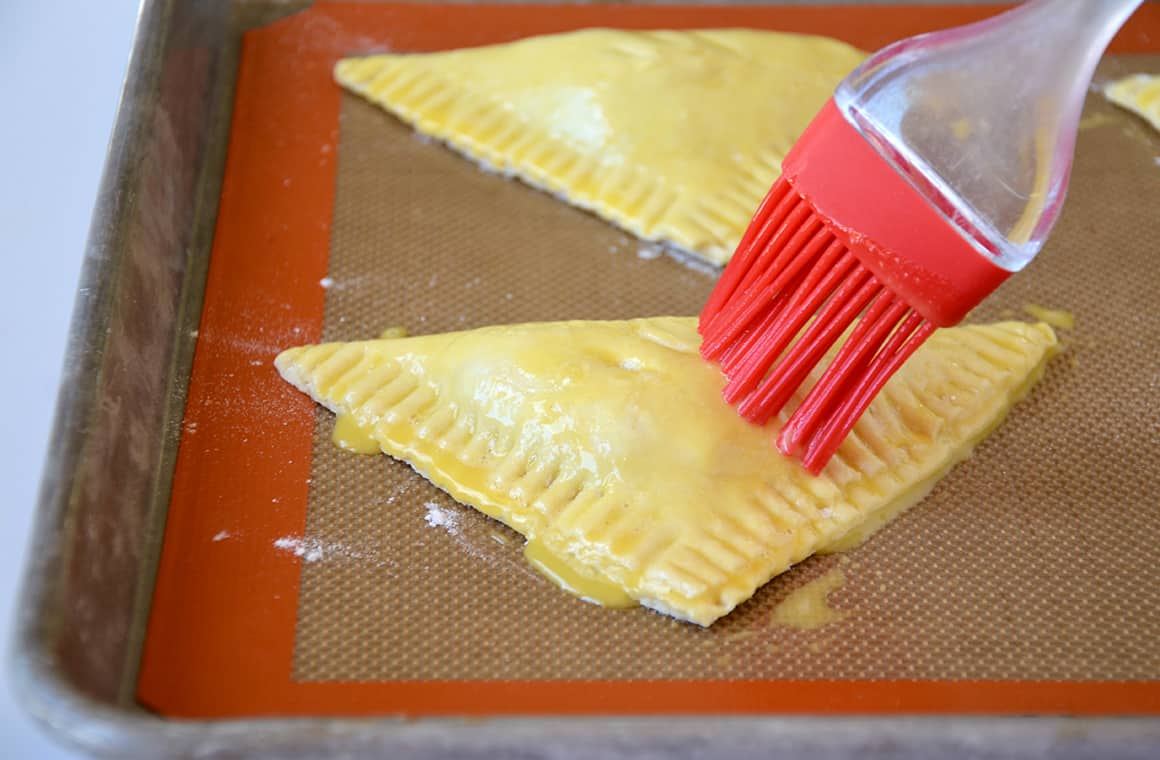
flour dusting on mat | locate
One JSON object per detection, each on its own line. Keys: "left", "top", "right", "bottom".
{"left": 424, "top": 500, "right": 458, "bottom": 531}
{"left": 273, "top": 535, "right": 375, "bottom": 563}
{"left": 212, "top": 530, "right": 231, "bottom": 542}
{"left": 420, "top": 499, "right": 538, "bottom": 579}
{"left": 274, "top": 536, "right": 327, "bottom": 562}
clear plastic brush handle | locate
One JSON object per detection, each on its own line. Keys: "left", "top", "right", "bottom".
{"left": 835, "top": 0, "right": 1142, "bottom": 272}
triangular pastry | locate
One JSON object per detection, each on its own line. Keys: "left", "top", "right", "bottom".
{"left": 277, "top": 318, "right": 1057, "bottom": 625}
{"left": 1105, "top": 73, "right": 1160, "bottom": 133}
{"left": 335, "top": 29, "right": 866, "bottom": 265}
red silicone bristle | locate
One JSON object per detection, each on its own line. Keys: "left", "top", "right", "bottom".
{"left": 719, "top": 262, "right": 811, "bottom": 374}
{"left": 701, "top": 218, "right": 831, "bottom": 361}
{"left": 700, "top": 176, "right": 937, "bottom": 475}
{"left": 776, "top": 295, "right": 912, "bottom": 458}
{"left": 778, "top": 292, "right": 908, "bottom": 445}
{"left": 721, "top": 243, "right": 853, "bottom": 404}
{"left": 699, "top": 179, "right": 794, "bottom": 333}
{"left": 736, "top": 269, "right": 880, "bottom": 424}
{"left": 783, "top": 315, "right": 936, "bottom": 474}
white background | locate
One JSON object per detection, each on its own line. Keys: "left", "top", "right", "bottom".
{"left": 1, "top": 1, "right": 141, "bottom": 756}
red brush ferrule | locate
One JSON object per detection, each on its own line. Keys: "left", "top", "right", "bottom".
{"left": 781, "top": 99, "right": 1010, "bottom": 327}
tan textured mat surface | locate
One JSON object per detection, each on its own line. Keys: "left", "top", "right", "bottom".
{"left": 292, "top": 56, "right": 1160, "bottom": 683}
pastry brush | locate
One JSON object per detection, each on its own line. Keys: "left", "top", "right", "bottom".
{"left": 699, "top": 0, "right": 1141, "bottom": 474}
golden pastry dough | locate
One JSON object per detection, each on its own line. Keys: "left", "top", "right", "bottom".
{"left": 335, "top": 29, "right": 866, "bottom": 265}
{"left": 1106, "top": 73, "right": 1160, "bottom": 133}
{"left": 276, "top": 317, "right": 1057, "bottom": 625}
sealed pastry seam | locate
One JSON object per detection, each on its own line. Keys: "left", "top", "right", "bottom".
{"left": 334, "top": 29, "right": 867, "bottom": 265}
{"left": 277, "top": 317, "right": 1058, "bottom": 626}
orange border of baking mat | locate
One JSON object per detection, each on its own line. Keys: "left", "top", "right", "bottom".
{"left": 137, "top": 2, "right": 1160, "bottom": 718}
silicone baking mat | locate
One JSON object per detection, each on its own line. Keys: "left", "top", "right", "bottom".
{"left": 138, "top": 2, "right": 1160, "bottom": 717}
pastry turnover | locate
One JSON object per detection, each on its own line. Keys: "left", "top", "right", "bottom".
{"left": 277, "top": 318, "right": 1057, "bottom": 625}
{"left": 334, "top": 30, "right": 866, "bottom": 265}
{"left": 1106, "top": 73, "right": 1160, "bottom": 133}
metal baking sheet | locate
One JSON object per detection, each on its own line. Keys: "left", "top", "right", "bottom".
{"left": 13, "top": 1, "right": 1160, "bottom": 758}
